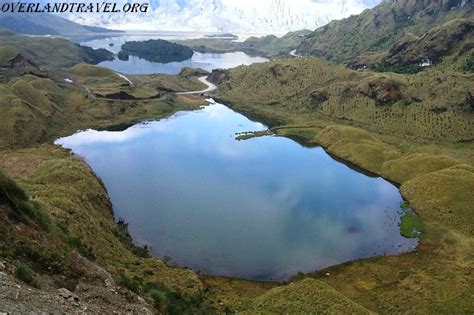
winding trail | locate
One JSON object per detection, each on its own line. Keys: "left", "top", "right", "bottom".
{"left": 176, "top": 76, "right": 217, "bottom": 95}
{"left": 115, "top": 72, "right": 134, "bottom": 86}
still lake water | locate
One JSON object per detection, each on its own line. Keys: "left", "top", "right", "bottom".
{"left": 56, "top": 102, "right": 417, "bottom": 280}
{"left": 80, "top": 33, "right": 269, "bottom": 75}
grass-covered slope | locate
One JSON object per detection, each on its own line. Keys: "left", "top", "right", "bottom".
{"left": 177, "top": 30, "right": 312, "bottom": 58}
{"left": 0, "top": 45, "right": 19, "bottom": 67}
{"left": 0, "top": 31, "right": 82, "bottom": 68}
{"left": 356, "top": 18, "right": 474, "bottom": 72}
{"left": 0, "top": 64, "right": 215, "bottom": 312}
{"left": 297, "top": 0, "right": 473, "bottom": 67}
{"left": 0, "top": 66, "right": 204, "bottom": 149}
{"left": 0, "top": 31, "right": 114, "bottom": 69}
{"left": 211, "top": 57, "right": 474, "bottom": 144}
{"left": 210, "top": 54, "right": 474, "bottom": 313}
{"left": 245, "top": 278, "right": 370, "bottom": 314}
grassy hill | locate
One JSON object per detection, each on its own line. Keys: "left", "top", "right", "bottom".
{"left": 1, "top": 3, "right": 473, "bottom": 313}
{"left": 208, "top": 54, "right": 474, "bottom": 312}
{"left": 211, "top": 57, "right": 474, "bottom": 144}
{"left": 0, "top": 60, "right": 215, "bottom": 311}
{"left": 297, "top": 0, "right": 473, "bottom": 71}
{"left": 355, "top": 18, "right": 474, "bottom": 72}
{"left": 0, "top": 31, "right": 114, "bottom": 69}
{"left": 176, "top": 30, "right": 312, "bottom": 58}
{"left": 0, "top": 67, "right": 206, "bottom": 149}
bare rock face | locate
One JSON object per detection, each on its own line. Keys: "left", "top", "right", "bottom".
{"left": 57, "top": 288, "right": 79, "bottom": 302}
{"left": 309, "top": 90, "right": 329, "bottom": 109}
{"left": 8, "top": 53, "right": 36, "bottom": 69}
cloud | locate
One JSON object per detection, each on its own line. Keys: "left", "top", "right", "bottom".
{"left": 55, "top": 0, "right": 381, "bottom": 34}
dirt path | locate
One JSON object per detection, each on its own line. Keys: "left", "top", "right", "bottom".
{"left": 176, "top": 76, "right": 217, "bottom": 95}
{"left": 115, "top": 72, "right": 134, "bottom": 86}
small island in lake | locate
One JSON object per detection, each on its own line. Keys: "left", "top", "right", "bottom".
{"left": 120, "top": 39, "right": 194, "bottom": 63}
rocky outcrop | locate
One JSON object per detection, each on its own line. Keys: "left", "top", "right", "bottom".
{"left": 8, "top": 53, "right": 36, "bottom": 69}
{"left": 382, "top": 19, "right": 474, "bottom": 67}
{"left": 361, "top": 79, "right": 402, "bottom": 106}
{"left": 309, "top": 90, "right": 329, "bottom": 109}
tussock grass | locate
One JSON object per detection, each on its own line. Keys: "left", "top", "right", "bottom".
{"left": 0, "top": 169, "right": 50, "bottom": 230}
{"left": 216, "top": 57, "right": 474, "bottom": 143}
{"left": 401, "top": 164, "right": 474, "bottom": 237}
{"left": 211, "top": 55, "right": 474, "bottom": 313}
{"left": 0, "top": 72, "right": 203, "bottom": 149}
{"left": 244, "top": 278, "right": 370, "bottom": 314}
{"left": 316, "top": 125, "right": 401, "bottom": 173}
{"left": 68, "top": 63, "right": 126, "bottom": 85}
{"left": 382, "top": 153, "right": 461, "bottom": 183}
{"left": 0, "top": 146, "right": 208, "bottom": 308}
{"left": 0, "top": 45, "right": 19, "bottom": 66}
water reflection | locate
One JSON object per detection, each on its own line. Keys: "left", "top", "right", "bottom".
{"left": 80, "top": 35, "right": 268, "bottom": 75}
{"left": 56, "top": 103, "right": 417, "bottom": 280}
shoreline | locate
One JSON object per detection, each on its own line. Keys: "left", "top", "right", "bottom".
{"left": 55, "top": 96, "right": 421, "bottom": 285}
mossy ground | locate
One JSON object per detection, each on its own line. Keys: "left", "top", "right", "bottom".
{"left": 399, "top": 207, "right": 424, "bottom": 238}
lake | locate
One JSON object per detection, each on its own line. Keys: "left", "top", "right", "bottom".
{"left": 79, "top": 33, "right": 268, "bottom": 75}
{"left": 56, "top": 101, "right": 418, "bottom": 281}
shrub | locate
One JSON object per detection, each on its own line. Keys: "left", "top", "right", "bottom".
{"left": 16, "top": 263, "right": 39, "bottom": 288}
{"left": 0, "top": 170, "right": 50, "bottom": 230}
{"left": 118, "top": 272, "right": 143, "bottom": 294}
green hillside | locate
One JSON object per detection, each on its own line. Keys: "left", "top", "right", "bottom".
{"left": 0, "top": 3, "right": 473, "bottom": 314}
{"left": 210, "top": 57, "right": 473, "bottom": 144}
{"left": 177, "top": 30, "right": 312, "bottom": 57}
{"left": 0, "top": 31, "right": 114, "bottom": 68}
{"left": 208, "top": 53, "right": 474, "bottom": 312}
{"left": 297, "top": 0, "right": 473, "bottom": 70}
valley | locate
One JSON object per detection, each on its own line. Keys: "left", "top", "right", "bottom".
{"left": 0, "top": 0, "right": 473, "bottom": 313}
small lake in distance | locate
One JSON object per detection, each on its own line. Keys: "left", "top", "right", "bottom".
{"left": 56, "top": 102, "right": 417, "bottom": 281}
{"left": 79, "top": 33, "right": 268, "bottom": 75}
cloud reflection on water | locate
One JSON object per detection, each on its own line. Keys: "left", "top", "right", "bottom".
{"left": 57, "top": 103, "right": 417, "bottom": 280}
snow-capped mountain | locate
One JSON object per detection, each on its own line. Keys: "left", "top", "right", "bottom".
{"left": 59, "top": 0, "right": 382, "bottom": 34}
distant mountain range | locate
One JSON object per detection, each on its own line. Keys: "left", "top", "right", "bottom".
{"left": 0, "top": 12, "right": 121, "bottom": 36}
{"left": 45, "top": 0, "right": 382, "bottom": 34}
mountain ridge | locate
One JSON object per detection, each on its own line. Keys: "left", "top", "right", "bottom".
{"left": 297, "top": 0, "right": 473, "bottom": 67}
{"left": 0, "top": 12, "right": 122, "bottom": 36}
